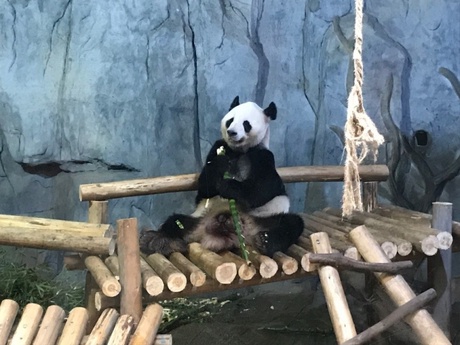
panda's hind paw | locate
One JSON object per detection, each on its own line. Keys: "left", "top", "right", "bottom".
{"left": 139, "top": 230, "right": 187, "bottom": 256}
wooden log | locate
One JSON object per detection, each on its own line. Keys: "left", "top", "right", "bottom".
{"left": 314, "top": 211, "right": 413, "bottom": 256}
{"left": 349, "top": 225, "right": 450, "bottom": 345}
{"left": 84, "top": 256, "right": 121, "bottom": 297}
{"left": 117, "top": 218, "right": 143, "bottom": 325}
{"left": 310, "top": 232, "right": 357, "bottom": 342}
{"left": 272, "top": 251, "right": 298, "bottom": 275}
{"left": 144, "top": 253, "right": 187, "bottom": 291}
{"left": 0, "top": 227, "right": 115, "bottom": 255}
{"left": 139, "top": 257, "right": 165, "bottom": 296}
{"left": 129, "top": 303, "right": 164, "bottom": 345}
{"left": 104, "top": 255, "right": 120, "bottom": 280}
{"left": 0, "top": 299, "right": 19, "bottom": 345}
{"left": 88, "top": 200, "right": 109, "bottom": 225}
{"left": 95, "top": 291, "right": 115, "bottom": 312}
{"left": 187, "top": 243, "right": 237, "bottom": 284}
{"left": 427, "top": 202, "right": 452, "bottom": 338}
{"left": 32, "top": 305, "right": 66, "bottom": 345}
{"left": 246, "top": 245, "right": 278, "bottom": 279}
{"left": 220, "top": 251, "right": 257, "bottom": 280}
{"left": 381, "top": 204, "right": 460, "bottom": 238}
{"left": 325, "top": 208, "right": 439, "bottom": 256}
{"left": 287, "top": 244, "right": 316, "bottom": 272}
{"left": 307, "top": 252, "right": 413, "bottom": 273}
{"left": 85, "top": 308, "right": 119, "bottom": 345}
{"left": 107, "top": 314, "right": 134, "bottom": 345}
{"left": 296, "top": 235, "right": 313, "bottom": 251}
{"left": 341, "top": 288, "right": 437, "bottom": 345}
{"left": 0, "top": 214, "right": 112, "bottom": 237}
{"left": 10, "top": 303, "right": 43, "bottom": 345}
{"left": 56, "top": 307, "right": 88, "bottom": 345}
{"left": 84, "top": 276, "right": 102, "bottom": 334}
{"left": 169, "top": 252, "right": 206, "bottom": 287}
{"left": 79, "top": 165, "right": 389, "bottom": 201}
{"left": 362, "top": 181, "right": 378, "bottom": 212}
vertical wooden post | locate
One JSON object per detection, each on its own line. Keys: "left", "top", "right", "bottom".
{"left": 310, "top": 232, "right": 357, "bottom": 343}
{"left": 427, "top": 201, "right": 452, "bottom": 339}
{"left": 117, "top": 218, "right": 143, "bottom": 325}
{"left": 362, "top": 182, "right": 378, "bottom": 212}
{"left": 88, "top": 200, "right": 108, "bottom": 224}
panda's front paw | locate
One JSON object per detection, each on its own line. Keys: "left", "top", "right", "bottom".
{"left": 139, "top": 230, "right": 187, "bottom": 256}
{"left": 216, "top": 179, "right": 240, "bottom": 200}
{"left": 253, "top": 231, "right": 278, "bottom": 257}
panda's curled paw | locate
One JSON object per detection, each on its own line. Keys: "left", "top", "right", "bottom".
{"left": 211, "top": 155, "right": 231, "bottom": 175}
{"left": 139, "top": 230, "right": 187, "bottom": 256}
{"left": 216, "top": 178, "right": 240, "bottom": 200}
{"left": 253, "top": 231, "right": 277, "bottom": 257}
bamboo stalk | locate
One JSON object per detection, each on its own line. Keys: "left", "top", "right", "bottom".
{"left": 246, "top": 245, "right": 278, "bottom": 279}
{"left": 79, "top": 165, "right": 389, "bottom": 201}
{"left": 56, "top": 307, "right": 88, "bottom": 345}
{"left": 349, "top": 225, "right": 450, "bottom": 345}
{"left": 139, "top": 257, "right": 165, "bottom": 296}
{"left": 84, "top": 256, "right": 121, "bottom": 297}
{"left": 0, "top": 299, "right": 19, "bottom": 345}
{"left": 310, "top": 232, "right": 357, "bottom": 342}
{"left": 129, "top": 304, "right": 164, "bottom": 345}
{"left": 342, "top": 288, "right": 437, "bottom": 345}
{"left": 0, "top": 227, "right": 115, "bottom": 255}
{"left": 107, "top": 314, "right": 134, "bottom": 345}
{"left": 104, "top": 255, "right": 120, "bottom": 280}
{"left": 272, "top": 251, "right": 298, "bottom": 275}
{"left": 32, "top": 305, "right": 66, "bottom": 345}
{"left": 168, "top": 252, "right": 206, "bottom": 287}
{"left": 187, "top": 243, "right": 237, "bottom": 284}
{"left": 220, "top": 251, "right": 257, "bottom": 280}
{"left": 287, "top": 244, "right": 316, "bottom": 272}
{"left": 10, "top": 303, "right": 43, "bottom": 345}
{"left": 117, "top": 218, "right": 143, "bottom": 325}
{"left": 144, "top": 253, "right": 187, "bottom": 291}
{"left": 85, "top": 308, "right": 119, "bottom": 345}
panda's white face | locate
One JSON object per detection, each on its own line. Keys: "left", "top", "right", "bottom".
{"left": 221, "top": 102, "right": 272, "bottom": 152}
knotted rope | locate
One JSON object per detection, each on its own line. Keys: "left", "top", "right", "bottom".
{"left": 342, "top": 0, "right": 385, "bottom": 217}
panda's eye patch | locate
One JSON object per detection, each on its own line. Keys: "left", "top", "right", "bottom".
{"left": 243, "top": 120, "right": 252, "bottom": 133}
{"left": 225, "top": 118, "right": 234, "bottom": 128}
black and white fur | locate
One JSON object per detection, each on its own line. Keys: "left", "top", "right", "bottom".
{"left": 139, "top": 97, "right": 303, "bottom": 257}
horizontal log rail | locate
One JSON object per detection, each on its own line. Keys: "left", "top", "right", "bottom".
{"left": 79, "top": 165, "right": 389, "bottom": 201}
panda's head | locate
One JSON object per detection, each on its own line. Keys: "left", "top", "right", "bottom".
{"left": 221, "top": 96, "right": 277, "bottom": 152}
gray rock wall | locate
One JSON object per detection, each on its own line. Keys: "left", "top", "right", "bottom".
{"left": 1, "top": 0, "right": 459, "bottom": 233}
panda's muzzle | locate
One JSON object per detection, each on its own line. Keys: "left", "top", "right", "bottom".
{"left": 227, "top": 130, "right": 237, "bottom": 137}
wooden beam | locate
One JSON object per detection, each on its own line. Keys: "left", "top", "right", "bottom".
{"left": 0, "top": 299, "right": 19, "bottom": 345}
{"left": 79, "top": 165, "right": 389, "bottom": 201}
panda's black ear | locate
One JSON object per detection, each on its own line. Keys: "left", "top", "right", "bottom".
{"left": 264, "top": 102, "right": 277, "bottom": 120}
{"left": 229, "top": 96, "right": 240, "bottom": 110}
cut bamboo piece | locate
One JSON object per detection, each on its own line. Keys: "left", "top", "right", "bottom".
{"left": 187, "top": 243, "right": 237, "bottom": 284}
{"left": 117, "top": 218, "right": 143, "bottom": 325}
{"left": 86, "top": 308, "right": 119, "bottom": 345}
{"left": 129, "top": 304, "right": 164, "bottom": 345}
{"left": 342, "top": 288, "right": 437, "bottom": 345}
{"left": 314, "top": 211, "right": 413, "bottom": 256}
{"left": 325, "top": 208, "right": 438, "bottom": 256}
{"left": 144, "top": 253, "right": 187, "bottom": 291}
{"left": 107, "top": 314, "right": 134, "bottom": 345}
{"left": 79, "top": 165, "right": 389, "bottom": 201}
{"left": 246, "top": 245, "right": 278, "bottom": 279}
{"left": 85, "top": 256, "right": 121, "bottom": 297}
{"left": 57, "top": 307, "right": 88, "bottom": 345}
{"left": 272, "top": 251, "right": 298, "bottom": 275}
{"left": 310, "top": 232, "right": 357, "bottom": 343}
{"left": 10, "top": 303, "right": 43, "bottom": 345}
{"left": 349, "top": 225, "right": 451, "bottom": 345}
{"left": 0, "top": 227, "right": 115, "bottom": 255}
{"left": 104, "top": 255, "right": 120, "bottom": 280}
{"left": 220, "top": 251, "right": 256, "bottom": 280}
{"left": 287, "top": 244, "right": 316, "bottom": 272}
{"left": 0, "top": 299, "right": 19, "bottom": 345}
{"left": 139, "top": 257, "right": 165, "bottom": 296}
{"left": 169, "top": 252, "right": 206, "bottom": 287}
{"left": 0, "top": 214, "right": 112, "bottom": 237}
{"left": 32, "top": 305, "right": 66, "bottom": 345}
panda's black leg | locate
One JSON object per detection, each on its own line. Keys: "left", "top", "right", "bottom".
{"left": 253, "top": 214, "right": 304, "bottom": 257}
{"left": 139, "top": 214, "right": 199, "bottom": 256}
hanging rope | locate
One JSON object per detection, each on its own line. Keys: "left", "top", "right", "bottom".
{"left": 342, "top": 0, "right": 385, "bottom": 217}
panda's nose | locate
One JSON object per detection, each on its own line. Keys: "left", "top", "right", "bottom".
{"left": 227, "top": 130, "right": 237, "bottom": 137}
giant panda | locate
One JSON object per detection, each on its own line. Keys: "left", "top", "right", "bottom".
{"left": 139, "top": 96, "right": 304, "bottom": 257}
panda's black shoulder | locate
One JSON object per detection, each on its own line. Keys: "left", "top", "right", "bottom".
{"left": 246, "top": 145, "right": 276, "bottom": 166}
